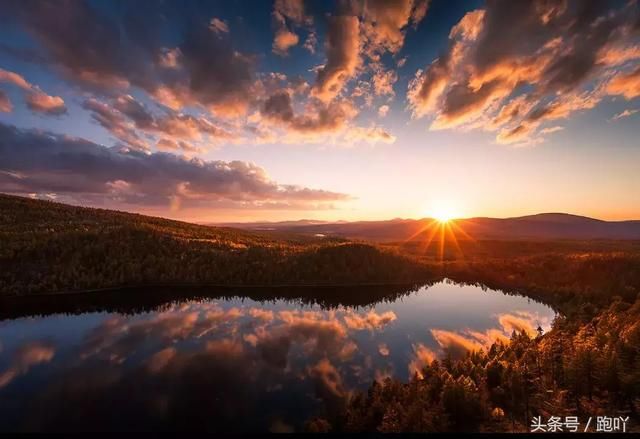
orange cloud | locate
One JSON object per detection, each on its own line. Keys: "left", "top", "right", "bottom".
{"left": 248, "top": 308, "right": 275, "bottom": 322}
{"left": 0, "top": 90, "right": 11, "bottom": 113}
{"left": 273, "top": 28, "right": 299, "bottom": 56}
{"left": 343, "top": 310, "right": 397, "bottom": 331}
{"left": 430, "top": 329, "right": 485, "bottom": 359}
{"left": 372, "top": 66, "right": 397, "bottom": 96}
{"left": 408, "top": 1, "right": 640, "bottom": 145}
{"left": 258, "top": 90, "right": 394, "bottom": 146}
{"left": 497, "top": 312, "right": 537, "bottom": 337}
{"left": 0, "top": 68, "right": 32, "bottom": 90}
{"left": 428, "top": 311, "right": 545, "bottom": 360}
{"left": 408, "top": 343, "right": 436, "bottom": 379}
{"left": 25, "top": 92, "right": 67, "bottom": 115}
{"left": 607, "top": 66, "right": 640, "bottom": 100}
{"left": 407, "top": 56, "right": 449, "bottom": 117}
{"left": 271, "top": 0, "right": 313, "bottom": 57}
{"left": 359, "top": 0, "right": 429, "bottom": 56}
{"left": 312, "top": 16, "right": 360, "bottom": 102}
{"left": 0, "top": 68, "right": 67, "bottom": 115}
{"left": 0, "top": 341, "right": 56, "bottom": 388}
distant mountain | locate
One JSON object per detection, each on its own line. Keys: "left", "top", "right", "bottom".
{"left": 217, "top": 219, "right": 332, "bottom": 230}
{"left": 216, "top": 213, "right": 640, "bottom": 241}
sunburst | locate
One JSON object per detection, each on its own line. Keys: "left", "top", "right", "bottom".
{"left": 407, "top": 202, "right": 476, "bottom": 263}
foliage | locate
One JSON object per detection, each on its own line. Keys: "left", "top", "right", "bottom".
{"left": 337, "top": 293, "right": 640, "bottom": 432}
{"left": 0, "top": 194, "right": 434, "bottom": 295}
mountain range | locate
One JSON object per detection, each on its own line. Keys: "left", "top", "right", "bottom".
{"left": 216, "top": 213, "right": 640, "bottom": 241}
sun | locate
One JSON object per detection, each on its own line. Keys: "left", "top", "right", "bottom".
{"left": 426, "top": 201, "right": 460, "bottom": 223}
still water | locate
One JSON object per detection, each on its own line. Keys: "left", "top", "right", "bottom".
{"left": 0, "top": 281, "right": 555, "bottom": 432}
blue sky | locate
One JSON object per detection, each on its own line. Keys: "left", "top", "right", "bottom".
{"left": 0, "top": 0, "right": 639, "bottom": 222}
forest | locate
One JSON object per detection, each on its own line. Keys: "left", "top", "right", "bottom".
{"left": 324, "top": 292, "right": 640, "bottom": 432}
{"left": 323, "top": 242, "right": 640, "bottom": 432}
{"left": 0, "top": 194, "right": 435, "bottom": 296}
{"left": 2, "top": 194, "right": 640, "bottom": 432}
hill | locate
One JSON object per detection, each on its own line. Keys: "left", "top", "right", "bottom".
{"left": 0, "top": 194, "right": 434, "bottom": 296}
{"left": 218, "top": 213, "right": 640, "bottom": 241}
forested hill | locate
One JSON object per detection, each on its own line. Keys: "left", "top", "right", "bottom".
{"left": 0, "top": 194, "right": 434, "bottom": 296}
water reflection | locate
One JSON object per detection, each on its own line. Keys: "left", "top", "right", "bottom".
{"left": 0, "top": 281, "right": 555, "bottom": 432}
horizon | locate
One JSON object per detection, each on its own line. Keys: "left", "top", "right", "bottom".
{"left": 5, "top": 192, "right": 640, "bottom": 225}
{"left": 1, "top": 1, "right": 640, "bottom": 223}
{"left": 211, "top": 211, "right": 640, "bottom": 225}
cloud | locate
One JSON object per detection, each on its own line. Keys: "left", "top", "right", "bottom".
{"left": 158, "top": 47, "right": 182, "bottom": 69}
{"left": 308, "top": 358, "right": 345, "bottom": 398}
{"left": 372, "top": 66, "right": 397, "bottom": 96}
{"left": 22, "top": 303, "right": 367, "bottom": 431}
{"left": 308, "top": 0, "right": 428, "bottom": 104}
{"left": 25, "top": 92, "right": 67, "bottom": 115}
{"left": 4, "top": 2, "right": 398, "bottom": 148}
{"left": 248, "top": 308, "right": 275, "bottom": 322}
{"left": 0, "top": 121, "right": 351, "bottom": 209}
{"left": 342, "top": 125, "right": 396, "bottom": 145}
{"left": 430, "top": 329, "right": 485, "bottom": 359}
{"left": 0, "top": 68, "right": 67, "bottom": 115}
{"left": 312, "top": 16, "right": 361, "bottom": 102}
{"left": 209, "top": 17, "right": 229, "bottom": 34}
{"left": 272, "top": 28, "right": 300, "bottom": 56}
{"left": 497, "top": 312, "right": 537, "bottom": 337}
{"left": 0, "top": 90, "right": 11, "bottom": 112}
{"left": 496, "top": 123, "right": 536, "bottom": 145}
{"left": 171, "top": 26, "right": 256, "bottom": 117}
{"left": 83, "top": 96, "right": 238, "bottom": 152}
{"left": 408, "top": 0, "right": 640, "bottom": 145}
{"left": 82, "top": 98, "right": 149, "bottom": 151}
{"left": 112, "top": 95, "right": 155, "bottom": 129}
{"left": 303, "top": 31, "right": 317, "bottom": 54}
{"left": 147, "top": 347, "right": 177, "bottom": 374}
{"left": 5, "top": 0, "right": 139, "bottom": 90}
{"left": 156, "top": 138, "right": 201, "bottom": 154}
{"left": 0, "top": 68, "right": 32, "bottom": 90}
{"left": 358, "top": 0, "right": 429, "bottom": 56}
{"left": 254, "top": 310, "right": 351, "bottom": 369}
{"left": 342, "top": 310, "right": 397, "bottom": 331}
{"left": 539, "top": 125, "right": 564, "bottom": 135}
{"left": 607, "top": 66, "right": 640, "bottom": 100}
{"left": 407, "top": 56, "right": 450, "bottom": 117}
{"left": 378, "top": 105, "right": 389, "bottom": 118}
{"left": 427, "top": 311, "right": 546, "bottom": 360}
{"left": 273, "top": 0, "right": 312, "bottom": 28}
{"left": 431, "top": 79, "right": 509, "bottom": 130}
{"left": 611, "top": 108, "right": 639, "bottom": 121}
{"left": 407, "top": 342, "right": 436, "bottom": 379}
{"left": 271, "top": 0, "right": 312, "bottom": 56}
{"left": 262, "top": 91, "right": 356, "bottom": 133}
{"left": 258, "top": 89, "right": 394, "bottom": 146}
{"left": 6, "top": 1, "right": 256, "bottom": 117}
{"left": 0, "top": 341, "right": 55, "bottom": 388}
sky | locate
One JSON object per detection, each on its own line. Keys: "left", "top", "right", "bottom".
{"left": 0, "top": 0, "right": 639, "bottom": 223}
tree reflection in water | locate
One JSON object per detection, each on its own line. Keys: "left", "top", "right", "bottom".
{"left": 0, "top": 281, "right": 555, "bottom": 432}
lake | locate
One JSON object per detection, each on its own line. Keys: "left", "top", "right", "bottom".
{"left": 0, "top": 280, "right": 555, "bottom": 432}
